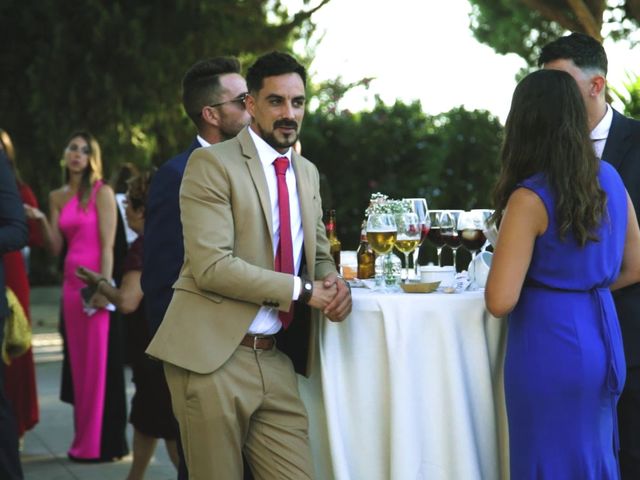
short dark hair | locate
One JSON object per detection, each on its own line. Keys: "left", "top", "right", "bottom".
{"left": 246, "top": 52, "right": 306, "bottom": 94}
{"left": 182, "top": 56, "right": 242, "bottom": 126}
{"left": 538, "top": 32, "right": 608, "bottom": 75}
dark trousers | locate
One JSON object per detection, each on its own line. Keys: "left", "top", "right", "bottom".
{"left": 619, "top": 367, "right": 640, "bottom": 479}
{"left": 0, "top": 323, "right": 23, "bottom": 479}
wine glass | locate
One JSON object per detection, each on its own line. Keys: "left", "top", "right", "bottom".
{"left": 471, "top": 209, "right": 495, "bottom": 251}
{"left": 403, "top": 198, "right": 430, "bottom": 276}
{"left": 439, "top": 210, "right": 463, "bottom": 272}
{"left": 426, "top": 210, "right": 445, "bottom": 267}
{"left": 366, "top": 213, "right": 398, "bottom": 290}
{"left": 394, "top": 212, "right": 421, "bottom": 282}
{"left": 458, "top": 210, "right": 487, "bottom": 259}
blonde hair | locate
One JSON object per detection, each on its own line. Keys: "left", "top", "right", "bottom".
{"left": 64, "top": 131, "right": 103, "bottom": 207}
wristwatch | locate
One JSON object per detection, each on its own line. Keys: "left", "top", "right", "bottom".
{"left": 299, "top": 276, "right": 313, "bottom": 304}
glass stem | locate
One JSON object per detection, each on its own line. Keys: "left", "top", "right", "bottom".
{"left": 404, "top": 253, "right": 410, "bottom": 282}
{"left": 452, "top": 248, "right": 458, "bottom": 272}
{"left": 437, "top": 247, "right": 443, "bottom": 267}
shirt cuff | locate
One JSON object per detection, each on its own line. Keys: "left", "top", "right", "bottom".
{"left": 292, "top": 276, "right": 301, "bottom": 301}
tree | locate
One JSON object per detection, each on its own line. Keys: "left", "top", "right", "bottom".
{"left": 0, "top": 0, "right": 328, "bottom": 200}
{"left": 0, "top": 0, "right": 328, "bottom": 283}
{"left": 301, "top": 99, "right": 503, "bottom": 251}
{"left": 468, "top": 1, "right": 640, "bottom": 67}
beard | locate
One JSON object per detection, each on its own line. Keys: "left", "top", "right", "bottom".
{"left": 219, "top": 116, "right": 249, "bottom": 141}
{"left": 260, "top": 119, "right": 300, "bottom": 150}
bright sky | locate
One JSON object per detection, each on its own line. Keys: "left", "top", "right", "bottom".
{"left": 287, "top": 0, "right": 640, "bottom": 122}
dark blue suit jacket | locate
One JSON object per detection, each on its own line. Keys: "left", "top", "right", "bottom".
{"left": 0, "top": 151, "right": 28, "bottom": 320}
{"left": 604, "top": 109, "right": 640, "bottom": 369}
{"left": 142, "top": 139, "right": 201, "bottom": 335}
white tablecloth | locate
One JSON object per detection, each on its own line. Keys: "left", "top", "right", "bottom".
{"left": 298, "top": 288, "right": 509, "bottom": 480}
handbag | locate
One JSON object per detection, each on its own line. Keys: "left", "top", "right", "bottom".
{"left": 2, "top": 287, "right": 31, "bottom": 365}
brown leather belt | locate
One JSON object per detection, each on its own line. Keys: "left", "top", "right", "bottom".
{"left": 240, "top": 334, "right": 276, "bottom": 350}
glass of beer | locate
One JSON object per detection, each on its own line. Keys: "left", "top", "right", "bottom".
{"left": 394, "top": 212, "right": 421, "bottom": 282}
{"left": 367, "top": 213, "right": 397, "bottom": 290}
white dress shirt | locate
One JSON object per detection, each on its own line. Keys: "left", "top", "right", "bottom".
{"left": 591, "top": 104, "right": 613, "bottom": 160}
{"left": 246, "top": 127, "right": 303, "bottom": 334}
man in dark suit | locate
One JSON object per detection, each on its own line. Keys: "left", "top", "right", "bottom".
{"left": 141, "top": 56, "right": 250, "bottom": 479}
{"left": 0, "top": 150, "right": 28, "bottom": 479}
{"left": 142, "top": 56, "right": 250, "bottom": 336}
{"left": 541, "top": 32, "right": 640, "bottom": 478}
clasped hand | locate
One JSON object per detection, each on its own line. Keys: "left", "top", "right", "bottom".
{"left": 307, "top": 272, "right": 352, "bottom": 322}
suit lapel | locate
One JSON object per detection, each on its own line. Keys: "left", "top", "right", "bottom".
{"left": 292, "top": 152, "right": 316, "bottom": 278}
{"left": 603, "top": 109, "right": 630, "bottom": 169}
{"left": 238, "top": 129, "right": 274, "bottom": 240}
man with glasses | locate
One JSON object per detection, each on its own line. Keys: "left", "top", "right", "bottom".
{"left": 141, "top": 56, "right": 250, "bottom": 479}
{"left": 143, "top": 56, "right": 250, "bottom": 337}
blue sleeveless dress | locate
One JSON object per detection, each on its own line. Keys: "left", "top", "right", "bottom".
{"left": 505, "top": 161, "right": 627, "bottom": 479}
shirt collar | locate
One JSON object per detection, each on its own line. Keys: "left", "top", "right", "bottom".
{"left": 247, "top": 126, "right": 292, "bottom": 170}
{"left": 196, "top": 135, "right": 211, "bottom": 147}
{"left": 591, "top": 103, "right": 612, "bottom": 141}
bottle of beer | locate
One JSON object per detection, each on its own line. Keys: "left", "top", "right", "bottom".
{"left": 357, "top": 220, "right": 376, "bottom": 279}
{"left": 326, "top": 209, "right": 342, "bottom": 272}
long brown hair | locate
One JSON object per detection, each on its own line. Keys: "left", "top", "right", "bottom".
{"left": 64, "top": 131, "right": 103, "bottom": 208}
{"left": 492, "top": 69, "right": 606, "bottom": 246}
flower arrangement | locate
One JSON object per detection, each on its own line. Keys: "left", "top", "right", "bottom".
{"left": 365, "top": 192, "right": 411, "bottom": 217}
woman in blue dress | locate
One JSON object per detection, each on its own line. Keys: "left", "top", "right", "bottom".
{"left": 485, "top": 69, "right": 640, "bottom": 479}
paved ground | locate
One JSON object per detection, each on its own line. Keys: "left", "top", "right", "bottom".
{"left": 19, "top": 286, "right": 177, "bottom": 480}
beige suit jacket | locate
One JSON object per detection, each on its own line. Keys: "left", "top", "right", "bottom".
{"left": 146, "top": 128, "right": 336, "bottom": 375}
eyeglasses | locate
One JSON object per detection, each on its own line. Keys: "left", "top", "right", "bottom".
{"left": 67, "top": 144, "right": 91, "bottom": 155}
{"left": 207, "top": 92, "right": 248, "bottom": 109}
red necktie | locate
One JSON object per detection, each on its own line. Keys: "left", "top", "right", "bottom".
{"left": 273, "top": 156, "right": 294, "bottom": 329}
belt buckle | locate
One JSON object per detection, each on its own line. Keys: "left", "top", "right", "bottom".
{"left": 253, "top": 335, "right": 260, "bottom": 350}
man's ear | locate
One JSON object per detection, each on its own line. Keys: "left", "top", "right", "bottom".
{"left": 245, "top": 93, "right": 256, "bottom": 118}
{"left": 200, "top": 106, "right": 220, "bottom": 128}
{"left": 591, "top": 75, "right": 606, "bottom": 98}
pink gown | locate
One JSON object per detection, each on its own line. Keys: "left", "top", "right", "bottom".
{"left": 58, "top": 181, "right": 125, "bottom": 460}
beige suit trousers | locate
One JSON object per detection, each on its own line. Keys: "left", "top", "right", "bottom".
{"left": 164, "top": 345, "right": 313, "bottom": 480}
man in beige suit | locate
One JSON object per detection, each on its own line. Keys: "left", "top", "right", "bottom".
{"left": 146, "top": 51, "right": 351, "bottom": 479}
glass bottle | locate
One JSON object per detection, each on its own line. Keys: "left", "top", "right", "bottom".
{"left": 357, "top": 220, "right": 375, "bottom": 279}
{"left": 326, "top": 209, "right": 342, "bottom": 272}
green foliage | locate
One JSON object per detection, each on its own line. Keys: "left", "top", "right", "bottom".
{"left": 0, "top": 0, "right": 318, "bottom": 284}
{"left": 301, "top": 99, "right": 504, "bottom": 250}
{"left": 467, "top": 0, "right": 638, "bottom": 69}
{"left": 611, "top": 73, "right": 640, "bottom": 119}
{"left": 0, "top": 0, "right": 313, "bottom": 201}
{"left": 468, "top": 0, "right": 564, "bottom": 69}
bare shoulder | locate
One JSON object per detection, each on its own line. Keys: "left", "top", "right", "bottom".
{"left": 505, "top": 187, "right": 547, "bottom": 235}
{"left": 507, "top": 187, "right": 544, "bottom": 208}
{"left": 96, "top": 182, "right": 115, "bottom": 200}
{"left": 49, "top": 187, "right": 69, "bottom": 208}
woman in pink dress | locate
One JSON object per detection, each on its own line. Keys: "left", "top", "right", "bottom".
{"left": 27, "top": 131, "right": 128, "bottom": 461}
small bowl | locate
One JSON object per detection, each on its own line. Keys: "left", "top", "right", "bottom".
{"left": 400, "top": 281, "right": 440, "bottom": 294}
{"left": 419, "top": 266, "right": 455, "bottom": 284}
